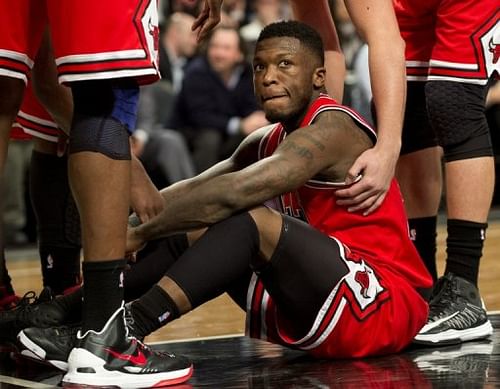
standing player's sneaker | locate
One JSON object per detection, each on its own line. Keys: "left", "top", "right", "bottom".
{"left": 62, "top": 305, "right": 193, "bottom": 388}
{"left": 18, "top": 303, "right": 140, "bottom": 372}
{"left": 0, "top": 287, "right": 61, "bottom": 346}
{"left": 414, "top": 273, "right": 493, "bottom": 345}
{"left": 18, "top": 324, "right": 78, "bottom": 371}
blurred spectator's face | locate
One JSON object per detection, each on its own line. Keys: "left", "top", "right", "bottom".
{"left": 177, "top": 22, "right": 198, "bottom": 58}
{"left": 207, "top": 29, "right": 243, "bottom": 74}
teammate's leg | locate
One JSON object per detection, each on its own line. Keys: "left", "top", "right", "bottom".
{"left": 396, "top": 82, "right": 442, "bottom": 283}
{"left": 30, "top": 139, "right": 82, "bottom": 295}
{"left": 0, "top": 77, "right": 25, "bottom": 309}
{"left": 414, "top": 80, "right": 494, "bottom": 345}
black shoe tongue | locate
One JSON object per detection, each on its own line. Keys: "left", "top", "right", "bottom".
{"left": 38, "top": 287, "right": 55, "bottom": 303}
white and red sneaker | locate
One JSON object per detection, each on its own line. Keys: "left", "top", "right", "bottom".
{"left": 63, "top": 305, "right": 193, "bottom": 388}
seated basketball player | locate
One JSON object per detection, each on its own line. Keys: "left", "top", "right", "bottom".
{"left": 17, "top": 21, "right": 431, "bottom": 366}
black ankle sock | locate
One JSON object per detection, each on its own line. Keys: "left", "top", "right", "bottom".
{"left": 408, "top": 216, "right": 438, "bottom": 282}
{"left": 131, "top": 285, "right": 180, "bottom": 338}
{"left": 82, "top": 259, "right": 126, "bottom": 332}
{"left": 445, "top": 219, "right": 486, "bottom": 286}
{"left": 40, "top": 246, "right": 81, "bottom": 295}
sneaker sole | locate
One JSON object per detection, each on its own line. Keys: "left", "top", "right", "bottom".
{"left": 17, "top": 330, "right": 68, "bottom": 371}
{"left": 413, "top": 320, "right": 493, "bottom": 346}
{"left": 63, "top": 348, "right": 193, "bottom": 388}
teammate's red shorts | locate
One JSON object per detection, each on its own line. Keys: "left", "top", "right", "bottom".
{"left": 0, "top": 0, "right": 159, "bottom": 85}
{"left": 394, "top": 0, "right": 499, "bottom": 84}
{"left": 247, "top": 239, "right": 428, "bottom": 359}
{"left": 10, "top": 82, "right": 59, "bottom": 142}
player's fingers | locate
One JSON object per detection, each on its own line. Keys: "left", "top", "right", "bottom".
{"left": 336, "top": 187, "right": 375, "bottom": 206}
{"left": 335, "top": 180, "right": 372, "bottom": 201}
{"left": 345, "top": 196, "right": 377, "bottom": 213}
{"left": 361, "top": 193, "right": 386, "bottom": 216}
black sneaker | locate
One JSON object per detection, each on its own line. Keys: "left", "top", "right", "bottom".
{"left": 18, "top": 324, "right": 78, "bottom": 371}
{"left": 0, "top": 287, "right": 63, "bottom": 346}
{"left": 17, "top": 303, "right": 140, "bottom": 372}
{"left": 62, "top": 305, "right": 193, "bottom": 388}
{"left": 414, "top": 273, "right": 493, "bottom": 345}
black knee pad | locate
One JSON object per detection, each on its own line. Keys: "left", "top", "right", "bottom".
{"left": 401, "top": 82, "right": 438, "bottom": 155}
{"left": 426, "top": 81, "right": 492, "bottom": 162}
{"left": 69, "top": 80, "right": 139, "bottom": 160}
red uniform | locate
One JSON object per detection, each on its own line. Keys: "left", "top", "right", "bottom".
{"left": 0, "top": 0, "right": 159, "bottom": 85}
{"left": 394, "top": 0, "right": 499, "bottom": 83}
{"left": 247, "top": 95, "right": 431, "bottom": 358}
{"left": 10, "top": 83, "right": 59, "bottom": 142}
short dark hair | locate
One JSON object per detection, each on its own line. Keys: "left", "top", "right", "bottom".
{"left": 257, "top": 21, "right": 324, "bottom": 65}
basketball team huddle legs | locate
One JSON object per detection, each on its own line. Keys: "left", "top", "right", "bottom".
{"left": 0, "top": 0, "right": 498, "bottom": 387}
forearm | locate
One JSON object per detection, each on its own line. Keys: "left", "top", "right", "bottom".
{"left": 134, "top": 175, "right": 242, "bottom": 241}
{"left": 369, "top": 39, "right": 406, "bottom": 156}
{"left": 290, "top": 0, "right": 345, "bottom": 101}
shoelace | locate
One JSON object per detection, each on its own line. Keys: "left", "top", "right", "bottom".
{"left": 13, "top": 290, "right": 53, "bottom": 326}
{"left": 428, "top": 276, "right": 458, "bottom": 318}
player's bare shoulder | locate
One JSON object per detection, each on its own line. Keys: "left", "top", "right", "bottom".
{"left": 303, "top": 108, "right": 374, "bottom": 180}
{"left": 313, "top": 108, "right": 373, "bottom": 155}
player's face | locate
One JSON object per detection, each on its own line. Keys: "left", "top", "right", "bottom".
{"left": 253, "top": 37, "right": 324, "bottom": 125}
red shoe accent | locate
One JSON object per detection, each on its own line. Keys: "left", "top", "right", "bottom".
{"left": 0, "top": 294, "right": 20, "bottom": 311}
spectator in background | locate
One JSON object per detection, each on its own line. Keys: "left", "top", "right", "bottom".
{"left": 132, "top": 12, "right": 198, "bottom": 189}
{"left": 159, "top": 12, "right": 199, "bottom": 95}
{"left": 239, "top": 0, "right": 289, "bottom": 58}
{"left": 169, "top": 25, "right": 268, "bottom": 172}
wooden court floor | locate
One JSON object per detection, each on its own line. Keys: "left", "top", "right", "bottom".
{"left": 1, "top": 218, "right": 500, "bottom": 388}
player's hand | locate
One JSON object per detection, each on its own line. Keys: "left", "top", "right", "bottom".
{"left": 335, "top": 146, "right": 397, "bottom": 215}
{"left": 192, "top": 0, "right": 223, "bottom": 42}
{"left": 130, "top": 154, "right": 165, "bottom": 223}
{"left": 130, "top": 183, "right": 164, "bottom": 224}
{"left": 126, "top": 227, "right": 147, "bottom": 262}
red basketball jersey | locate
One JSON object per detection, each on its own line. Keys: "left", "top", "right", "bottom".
{"left": 247, "top": 94, "right": 431, "bottom": 358}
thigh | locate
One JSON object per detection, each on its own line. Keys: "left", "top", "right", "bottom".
{"left": 0, "top": 0, "right": 47, "bottom": 81}
{"left": 394, "top": 0, "right": 438, "bottom": 81}
{"left": 257, "top": 215, "right": 350, "bottom": 331}
{"left": 431, "top": 0, "right": 498, "bottom": 83}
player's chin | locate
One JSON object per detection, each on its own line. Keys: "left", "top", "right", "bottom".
{"left": 263, "top": 106, "right": 287, "bottom": 123}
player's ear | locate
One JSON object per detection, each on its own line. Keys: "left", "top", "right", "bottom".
{"left": 312, "top": 66, "right": 326, "bottom": 89}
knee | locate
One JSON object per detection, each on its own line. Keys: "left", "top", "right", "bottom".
{"left": 69, "top": 80, "right": 139, "bottom": 160}
{"left": 426, "top": 81, "right": 492, "bottom": 161}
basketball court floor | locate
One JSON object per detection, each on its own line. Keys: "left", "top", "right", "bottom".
{"left": 0, "top": 315, "right": 499, "bottom": 388}
{"left": 1, "top": 218, "right": 500, "bottom": 388}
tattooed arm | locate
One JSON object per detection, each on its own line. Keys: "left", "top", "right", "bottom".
{"left": 131, "top": 111, "right": 372, "bottom": 243}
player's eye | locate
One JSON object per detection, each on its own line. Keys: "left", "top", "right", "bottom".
{"left": 254, "top": 64, "right": 264, "bottom": 72}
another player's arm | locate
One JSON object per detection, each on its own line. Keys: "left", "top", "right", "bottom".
{"left": 133, "top": 111, "right": 368, "bottom": 243}
{"left": 289, "top": 0, "right": 345, "bottom": 101}
{"left": 335, "top": 0, "right": 406, "bottom": 213}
